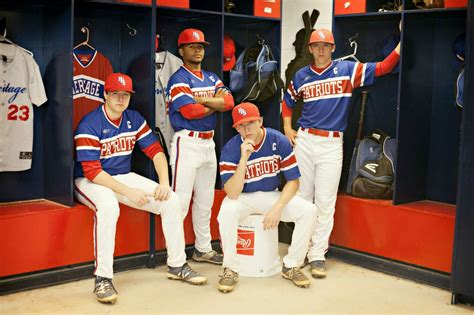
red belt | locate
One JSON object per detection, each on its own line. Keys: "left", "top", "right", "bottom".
{"left": 301, "top": 127, "right": 340, "bottom": 138}
{"left": 188, "top": 131, "right": 214, "bottom": 139}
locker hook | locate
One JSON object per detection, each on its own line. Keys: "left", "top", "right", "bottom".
{"left": 126, "top": 24, "right": 137, "bottom": 36}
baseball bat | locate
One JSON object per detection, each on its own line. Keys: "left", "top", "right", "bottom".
{"left": 346, "top": 90, "right": 370, "bottom": 194}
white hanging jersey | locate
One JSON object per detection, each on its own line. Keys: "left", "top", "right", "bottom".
{"left": 155, "top": 51, "right": 182, "bottom": 152}
{"left": 0, "top": 44, "right": 47, "bottom": 172}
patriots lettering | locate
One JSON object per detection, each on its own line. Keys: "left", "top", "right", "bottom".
{"left": 100, "top": 136, "right": 136, "bottom": 157}
{"left": 245, "top": 156, "right": 280, "bottom": 179}
{"left": 300, "top": 80, "right": 345, "bottom": 99}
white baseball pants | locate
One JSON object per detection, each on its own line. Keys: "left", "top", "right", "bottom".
{"left": 170, "top": 130, "right": 217, "bottom": 253}
{"left": 74, "top": 172, "right": 187, "bottom": 279}
{"left": 294, "top": 129, "right": 343, "bottom": 262}
{"left": 218, "top": 191, "right": 317, "bottom": 273}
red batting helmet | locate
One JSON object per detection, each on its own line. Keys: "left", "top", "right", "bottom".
{"left": 178, "top": 28, "right": 210, "bottom": 47}
{"left": 309, "top": 29, "right": 335, "bottom": 45}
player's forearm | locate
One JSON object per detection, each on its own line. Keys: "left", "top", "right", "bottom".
{"left": 153, "top": 152, "right": 170, "bottom": 187}
{"left": 274, "top": 178, "right": 299, "bottom": 209}
{"left": 223, "top": 159, "right": 248, "bottom": 199}
{"left": 198, "top": 93, "right": 234, "bottom": 112}
{"left": 283, "top": 117, "right": 293, "bottom": 132}
{"left": 92, "top": 171, "right": 131, "bottom": 196}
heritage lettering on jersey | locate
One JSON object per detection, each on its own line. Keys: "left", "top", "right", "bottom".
{"left": 1, "top": 83, "right": 27, "bottom": 103}
{"left": 73, "top": 74, "right": 105, "bottom": 102}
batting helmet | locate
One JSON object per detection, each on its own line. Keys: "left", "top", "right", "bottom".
{"left": 309, "top": 29, "right": 335, "bottom": 45}
{"left": 178, "top": 28, "right": 210, "bottom": 47}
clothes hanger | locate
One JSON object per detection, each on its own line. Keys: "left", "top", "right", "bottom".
{"left": 335, "top": 34, "right": 361, "bottom": 63}
{"left": 73, "top": 26, "right": 95, "bottom": 51}
{"left": 0, "top": 23, "right": 34, "bottom": 57}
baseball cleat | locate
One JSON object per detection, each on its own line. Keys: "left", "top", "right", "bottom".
{"left": 310, "top": 260, "right": 327, "bottom": 278}
{"left": 94, "top": 276, "right": 118, "bottom": 304}
{"left": 281, "top": 265, "right": 310, "bottom": 288}
{"left": 192, "top": 249, "right": 223, "bottom": 265}
{"left": 167, "top": 263, "right": 207, "bottom": 285}
{"left": 217, "top": 268, "right": 239, "bottom": 293}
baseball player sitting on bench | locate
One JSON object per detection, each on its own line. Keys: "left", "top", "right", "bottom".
{"left": 282, "top": 26, "right": 401, "bottom": 278}
{"left": 167, "top": 28, "right": 234, "bottom": 265}
{"left": 217, "top": 102, "right": 317, "bottom": 293}
{"left": 74, "top": 73, "right": 207, "bottom": 304}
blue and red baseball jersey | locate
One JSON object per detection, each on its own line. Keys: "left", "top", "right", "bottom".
{"left": 219, "top": 128, "right": 300, "bottom": 193}
{"left": 74, "top": 105, "right": 159, "bottom": 177}
{"left": 284, "top": 60, "right": 376, "bottom": 132}
{"left": 167, "top": 66, "right": 225, "bottom": 131}
{"left": 73, "top": 48, "right": 113, "bottom": 131}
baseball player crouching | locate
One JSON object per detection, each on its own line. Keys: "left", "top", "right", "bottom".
{"left": 167, "top": 28, "right": 235, "bottom": 265}
{"left": 217, "top": 102, "right": 317, "bottom": 293}
{"left": 282, "top": 26, "right": 401, "bottom": 278}
{"left": 74, "top": 73, "right": 207, "bottom": 304}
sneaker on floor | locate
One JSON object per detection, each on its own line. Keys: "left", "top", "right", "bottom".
{"left": 94, "top": 276, "right": 118, "bottom": 304}
{"left": 310, "top": 260, "right": 327, "bottom": 278}
{"left": 217, "top": 268, "right": 239, "bottom": 293}
{"left": 192, "top": 249, "right": 223, "bottom": 265}
{"left": 281, "top": 265, "right": 310, "bottom": 288}
{"left": 167, "top": 263, "right": 207, "bottom": 285}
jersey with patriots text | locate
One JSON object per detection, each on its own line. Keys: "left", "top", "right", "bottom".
{"left": 219, "top": 128, "right": 300, "bottom": 193}
{"left": 284, "top": 60, "right": 376, "bottom": 131}
{"left": 73, "top": 48, "right": 113, "bottom": 131}
{"left": 74, "top": 105, "right": 160, "bottom": 178}
{"left": 167, "top": 66, "right": 225, "bottom": 132}
{"left": 0, "top": 45, "right": 47, "bottom": 172}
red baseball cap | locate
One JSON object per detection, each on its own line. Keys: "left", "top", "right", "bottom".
{"left": 232, "top": 102, "right": 261, "bottom": 127}
{"left": 309, "top": 29, "right": 335, "bottom": 45}
{"left": 223, "top": 34, "right": 236, "bottom": 71}
{"left": 178, "top": 28, "right": 210, "bottom": 47}
{"left": 104, "top": 73, "right": 135, "bottom": 93}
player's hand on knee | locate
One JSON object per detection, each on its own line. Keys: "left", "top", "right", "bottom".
{"left": 283, "top": 127, "right": 297, "bottom": 147}
{"left": 263, "top": 208, "right": 281, "bottom": 230}
{"left": 154, "top": 184, "right": 171, "bottom": 201}
{"left": 127, "top": 188, "right": 151, "bottom": 207}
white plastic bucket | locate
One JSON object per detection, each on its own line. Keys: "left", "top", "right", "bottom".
{"left": 236, "top": 214, "right": 281, "bottom": 277}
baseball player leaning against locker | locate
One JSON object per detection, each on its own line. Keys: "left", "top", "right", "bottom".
{"left": 282, "top": 24, "right": 401, "bottom": 278}
{"left": 167, "top": 28, "right": 235, "bottom": 265}
{"left": 217, "top": 102, "right": 317, "bottom": 293}
{"left": 74, "top": 73, "right": 207, "bottom": 305}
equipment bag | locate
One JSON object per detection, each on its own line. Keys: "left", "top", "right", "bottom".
{"left": 349, "top": 129, "right": 397, "bottom": 199}
{"left": 351, "top": 176, "right": 393, "bottom": 200}
{"left": 230, "top": 36, "right": 284, "bottom": 104}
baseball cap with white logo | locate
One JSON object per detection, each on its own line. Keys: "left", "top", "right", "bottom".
{"left": 104, "top": 73, "right": 135, "bottom": 93}
{"left": 232, "top": 102, "right": 261, "bottom": 127}
{"left": 178, "top": 28, "right": 210, "bottom": 47}
{"left": 308, "top": 29, "right": 335, "bottom": 45}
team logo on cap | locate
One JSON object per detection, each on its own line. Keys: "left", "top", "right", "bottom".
{"left": 238, "top": 108, "right": 247, "bottom": 116}
{"left": 318, "top": 31, "right": 325, "bottom": 39}
{"left": 118, "top": 76, "right": 126, "bottom": 86}
{"left": 193, "top": 31, "right": 200, "bottom": 40}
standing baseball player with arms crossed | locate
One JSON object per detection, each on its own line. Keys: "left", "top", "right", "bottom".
{"left": 74, "top": 73, "right": 207, "bottom": 304}
{"left": 167, "top": 28, "right": 234, "bottom": 264}
{"left": 282, "top": 26, "right": 401, "bottom": 278}
{"left": 217, "top": 102, "right": 317, "bottom": 293}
